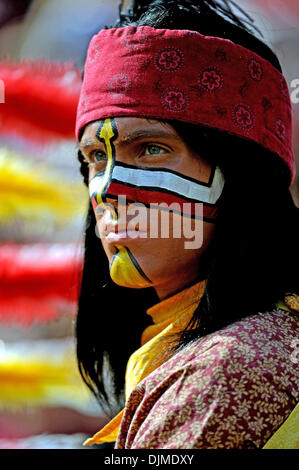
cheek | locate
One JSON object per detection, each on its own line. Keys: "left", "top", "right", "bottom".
{"left": 123, "top": 211, "right": 214, "bottom": 275}
{"left": 149, "top": 210, "right": 214, "bottom": 251}
{"left": 93, "top": 210, "right": 115, "bottom": 262}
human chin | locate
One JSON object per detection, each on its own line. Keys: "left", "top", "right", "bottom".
{"left": 100, "top": 234, "right": 153, "bottom": 289}
{"left": 110, "top": 236, "right": 197, "bottom": 294}
{"left": 99, "top": 209, "right": 207, "bottom": 293}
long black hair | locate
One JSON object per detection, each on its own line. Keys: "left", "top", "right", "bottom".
{"left": 75, "top": 0, "right": 299, "bottom": 417}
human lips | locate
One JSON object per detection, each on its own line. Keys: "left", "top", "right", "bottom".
{"left": 104, "top": 227, "right": 147, "bottom": 244}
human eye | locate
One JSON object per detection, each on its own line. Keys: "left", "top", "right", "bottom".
{"left": 83, "top": 149, "right": 107, "bottom": 166}
{"left": 143, "top": 144, "right": 168, "bottom": 156}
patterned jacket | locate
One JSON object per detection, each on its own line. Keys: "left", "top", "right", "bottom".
{"left": 115, "top": 308, "right": 299, "bottom": 449}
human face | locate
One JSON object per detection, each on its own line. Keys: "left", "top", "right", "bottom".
{"left": 79, "top": 117, "right": 220, "bottom": 300}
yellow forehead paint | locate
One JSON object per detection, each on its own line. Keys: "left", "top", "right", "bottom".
{"left": 96, "top": 118, "right": 117, "bottom": 212}
{"left": 96, "top": 118, "right": 152, "bottom": 288}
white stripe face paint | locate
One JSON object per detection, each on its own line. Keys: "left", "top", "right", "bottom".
{"left": 112, "top": 165, "right": 224, "bottom": 204}
{"left": 89, "top": 163, "right": 225, "bottom": 207}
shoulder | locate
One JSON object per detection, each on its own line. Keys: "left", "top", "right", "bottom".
{"left": 146, "top": 308, "right": 298, "bottom": 395}
{"left": 117, "top": 309, "right": 299, "bottom": 449}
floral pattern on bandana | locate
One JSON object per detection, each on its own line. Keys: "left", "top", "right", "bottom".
{"left": 121, "top": 27, "right": 147, "bottom": 50}
{"left": 80, "top": 92, "right": 89, "bottom": 114}
{"left": 275, "top": 118, "right": 286, "bottom": 142}
{"left": 108, "top": 74, "right": 131, "bottom": 97}
{"left": 233, "top": 104, "right": 255, "bottom": 131}
{"left": 162, "top": 88, "right": 187, "bottom": 112}
{"left": 87, "top": 42, "right": 100, "bottom": 64}
{"left": 247, "top": 58, "right": 264, "bottom": 82}
{"left": 155, "top": 48, "right": 184, "bottom": 72}
{"left": 199, "top": 67, "right": 223, "bottom": 92}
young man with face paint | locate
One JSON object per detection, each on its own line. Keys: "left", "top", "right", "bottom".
{"left": 75, "top": 1, "right": 299, "bottom": 449}
{"left": 82, "top": 116, "right": 223, "bottom": 296}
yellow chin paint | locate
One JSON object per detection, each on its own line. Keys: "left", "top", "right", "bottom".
{"left": 110, "top": 245, "right": 152, "bottom": 288}
{"left": 95, "top": 118, "right": 152, "bottom": 288}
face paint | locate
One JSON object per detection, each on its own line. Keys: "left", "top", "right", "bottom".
{"left": 90, "top": 117, "right": 117, "bottom": 215}
{"left": 90, "top": 118, "right": 153, "bottom": 288}
{"left": 103, "top": 163, "right": 224, "bottom": 221}
{"left": 90, "top": 152, "right": 225, "bottom": 223}
{"left": 110, "top": 246, "right": 152, "bottom": 288}
{"left": 89, "top": 117, "right": 225, "bottom": 289}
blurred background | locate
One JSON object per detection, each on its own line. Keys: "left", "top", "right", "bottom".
{"left": 0, "top": 0, "right": 298, "bottom": 449}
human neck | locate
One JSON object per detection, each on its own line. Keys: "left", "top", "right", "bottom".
{"left": 154, "top": 272, "right": 205, "bottom": 301}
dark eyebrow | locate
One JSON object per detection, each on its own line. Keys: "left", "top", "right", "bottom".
{"left": 79, "top": 127, "right": 181, "bottom": 151}
{"left": 118, "top": 128, "right": 181, "bottom": 145}
{"left": 79, "top": 138, "right": 96, "bottom": 150}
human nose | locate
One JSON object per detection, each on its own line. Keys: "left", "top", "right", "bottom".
{"left": 95, "top": 194, "right": 128, "bottom": 222}
{"left": 95, "top": 197, "right": 118, "bottom": 221}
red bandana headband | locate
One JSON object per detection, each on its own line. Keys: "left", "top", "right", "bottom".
{"left": 76, "top": 25, "right": 295, "bottom": 184}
